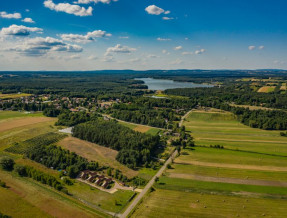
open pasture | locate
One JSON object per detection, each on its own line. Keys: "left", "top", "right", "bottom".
{"left": 58, "top": 136, "right": 139, "bottom": 178}
{"left": 183, "top": 110, "right": 287, "bottom": 155}
{"left": 257, "top": 86, "right": 276, "bottom": 93}
{"left": 131, "top": 189, "right": 287, "bottom": 218}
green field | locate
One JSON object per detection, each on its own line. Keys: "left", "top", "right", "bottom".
{"left": 131, "top": 189, "right": 287, "bottom": 218}
{"left": 0, "top": 111, "right": 43, "bottom": 121}
{"left": 184, "top": 110, "right": 287, "bottom": 155}
{"left": 0, "top": 111, "right": 135, "bottom": 217}
{"left": 132, "top": 109, "right": 287, "bottom": 217}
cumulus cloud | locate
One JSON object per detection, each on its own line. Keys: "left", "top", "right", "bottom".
{"left": 6, "top": 37, "right": 83, "bottom": 56}
{"left": 195, "top": 49, "right": 205, "bottom": 54}
{"left": 73, "top": 0, "right": 117, "bottom": 4}
{"left": 88, "top": 55, "right": 98, "bottom": 60}
{"left": 0, "top": 25, "right": 43, "bottom": 36}
{"left": 157, "top": 37, "right": 171, "bottom": 41}
{"left": 162, "top": 17, "right": 174, "bottom": 20}
{"left": 248, "top": 45, "right": 256, "bottom": 51}
{"left": 162, "top": 49, "right": 170, "bottom": 55}
{"left": 44, "top": 0, "right": 93, "bottom": 16}
{"left": 60, "top": 30, "right": 112, "bottom": 43}
{"left": 170, "top": 58, "right": 183, "bottom": 65}
{"left": 174, "top": 46, "right": 183, "bottom": 50}
{"left": 22, "top": 18, "right": 35, "bottom": 23}
{"left": 105, "top": 44, "right": 136, "bottom": 56}
{"left": 147, "top": 54, "right": 159, "bottom": 58}
{"left": 145, "top": 5, "right": 168, "bottom": 15}
{"left": 0, "top": 11, "right": 22, "bottom": 19}
{"left": 259, "top": 45, "right": 264, "bottom": 50}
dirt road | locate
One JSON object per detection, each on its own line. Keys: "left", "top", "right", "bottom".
{"left": 119, "top": 150, "right": 178, "bottom": 218}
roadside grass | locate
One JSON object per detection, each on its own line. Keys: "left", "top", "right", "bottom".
{"left": 0, "top": 170, "right": 107, "bottom": 218}
{"left": 167, "top": 163, "right": 287, "bottom": 182}
{"left": 137, "top": 168, "right": 157, "bottom": 181}
{"left": 176, "top": 147, "right": 287, "bottom": 168}
{"left": 68, "top": 181, "right": 135, "bottom": 213}
{"left": 145, "top": 128, "right": 162, "bottom": 136}
{"left": 131, "top": 189, "right": 287, "bottom": 218}
{"left": 57, "top": 136, "right": 138, "bottom": 178}
{"left": 155, "top": 177, "right": 287, "bottom": 196}
{"left": 184, "top": 110, "right": 287, "bottom": 155}
{"left": 0, "top": 187, "right": 51, "bottom": 218}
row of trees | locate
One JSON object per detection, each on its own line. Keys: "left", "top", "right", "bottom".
{"left": 14, "top": 165, "right": 67, "bottom": 193}
{"left": 73, "top": 119, "right": 161, "bottom": 169}
{"left": 25, "top": 144, "right": 100, "bottom": 178}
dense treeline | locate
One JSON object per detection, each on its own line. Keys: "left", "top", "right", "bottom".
{"left": 55, "top": 110, "right": 101, "bottom": 126}
{"left": 14, "top": 165, "right": 66, "bottom": 192}
{"left": 165, "top": 86, "right": 287, "bottom": 130}
{"left": 165, "top": 86, "right": 287, "bottom": 109}
{"left": 111, "top": 109, "right": 175, "bottom": 128}
{"left": 25, "top": 144, "right": 100, "bottom": 178}
{"left": 110, "top": 97, "right": 195, "bottom": 128}
{"left": 73, "top": 119, "right": 160, "bottom": 168}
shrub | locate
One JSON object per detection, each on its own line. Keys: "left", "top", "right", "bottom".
{"left": 0, "top": 157, "right": 15, "bottom": 171}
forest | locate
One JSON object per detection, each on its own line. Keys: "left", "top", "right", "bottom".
{"left": 72, "top": 119, "right": 161, "bottom": 169}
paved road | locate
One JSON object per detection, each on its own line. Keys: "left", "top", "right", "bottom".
{"left": 119, "top": 150, "right": 178, "bottom": 218}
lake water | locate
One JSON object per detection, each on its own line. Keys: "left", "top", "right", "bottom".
{"left": 135, "top": 78, "right": 213, "bottom": 91}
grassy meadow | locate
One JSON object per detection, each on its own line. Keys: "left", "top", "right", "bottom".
{"left": 132, "top": 109, "right": 287, "bottom": 217}
{"left": 0, "top": 111, "right": 135, "bottom": 217}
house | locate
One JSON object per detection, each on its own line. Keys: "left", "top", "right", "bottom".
{"left": 102, "top": 178, "right": 112, "bottom": 189}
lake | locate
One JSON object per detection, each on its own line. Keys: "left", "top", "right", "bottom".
{"left": 135, "top": 78, "right": 213, "bottom": 91}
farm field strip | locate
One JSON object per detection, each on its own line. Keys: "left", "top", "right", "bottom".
{"left": 131, "top": 189, "right": 287, "bottom": 218}
{"left": 168, "top": 162, "right": 287, "bottom": 181}
{"left": 167, "top": 173, "right": 287, "bottom": 187}
{"left": 184, "top": 111, "right": 287, "bottom": 155}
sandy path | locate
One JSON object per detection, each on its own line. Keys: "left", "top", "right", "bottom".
{"left": 0, "top": 117, "right": 55, "bottom": 133}
{"left": 168, "top": 173, "right": 287, "bottom": 187}
{"left": 174, "top": 160, "right": 287, "bottom": 172}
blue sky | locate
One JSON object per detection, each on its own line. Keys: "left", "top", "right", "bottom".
{"left": 0, "top": 0, "right": 287, "bottom": 70}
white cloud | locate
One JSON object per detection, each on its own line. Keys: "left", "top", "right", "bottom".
{"left": 60, "top": 30, "right": 112, "bottom": 43}
{"left": 68, "top": 54, "right": 81, "bottom": 59}
{"left": 145, "top": 5, "right": 168, "bottom": 15}
{"left": 25, "top": 9, "right": 30, "bottom": 12}
{"left": 0, "top": 11, "right": 22, "bottom": 19}
{"left": 105, "top": 44, "right": 136, "bottom": 56}
{"left": 170, "top": 58, "right": 183, "bottom": 65}
{"left": 6, "top": 37, "right": 83, "bottom": 56}
{"left": 119, "top": 36, "right": 129, "bottom": 39}
{"left": 259, "top": 45, "right": 264, "bottom": 50}
{"left": 162, "top": 49, "right": 170, "bottom": 55}
{"left": 157, "top": 37, "right": 171, "bottom": 41}
{"left": 162, "top": 17, "right": 174, "bottom": 20}
{"left": 182, "top": 51, "right": 193, "bottom": 55}
{"left": 22, "top": 18, "right": 35, "bottom": 23}
{"left": 73, "top": 0, "right": 116, "bottom": 4}
{"left": 118, "top": 58, "right": 141, "bottom": 64}
{"left": 248, "top": 45, "right": 256, "bottom": 51}
{"left": 195, "top": 49, "right": 206, "bottom": 54}
{"left": 174, "top": 46, "right": 183, "bottom": 51}
{"left": 0, "top": 25, "right": 43, "bottom": 36}
{"left": 44, "top": 0, "right": 93, "bottom": 16}
{"left": 88, "top": 55, "right": 98, "bottom": 60}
